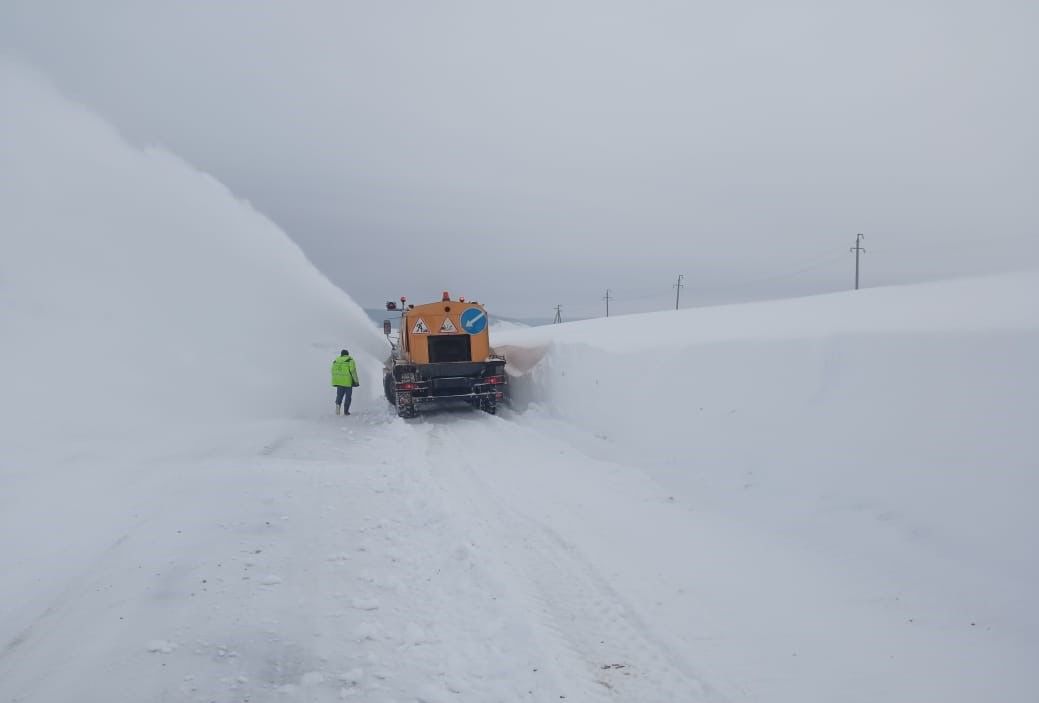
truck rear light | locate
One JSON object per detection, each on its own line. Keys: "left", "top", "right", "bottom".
{"left": 484, "top": 376, "right": 505, "bottom": 385}
{"left": 398, "top": 382, "right": 417, "bottom": 391}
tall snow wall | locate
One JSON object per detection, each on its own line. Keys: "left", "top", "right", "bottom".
{"left": 0, "top": 60, "right": 385, "bottom": 447}
{"left": 497, "top": 274, "right": 1039, "bottom": 663}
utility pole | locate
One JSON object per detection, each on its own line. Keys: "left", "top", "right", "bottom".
{"left": 674, "top": 274, "right": 684, "bottom": 310}
{"left": 603, "top": 288, "right": 613, "bottom": 317}
{"left": 850, "top": 233, "right": 866, "bottom": 290}
{"left": 553, "top": 305, "right": 562, "bottom": 324}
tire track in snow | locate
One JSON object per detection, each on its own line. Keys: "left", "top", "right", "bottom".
{"left": 240, "top": 412, "right": 555, "bottom": 702}
{"left": 423, "top": 415, "right": 721, "bottom": 702}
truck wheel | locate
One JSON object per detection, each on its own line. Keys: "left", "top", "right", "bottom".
{"left": 479, "top": 398, "right": 496, "bottom": 415}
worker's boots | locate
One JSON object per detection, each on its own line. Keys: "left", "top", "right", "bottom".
{"left": 335, "top": 405, "right": 341, "bottom": 415}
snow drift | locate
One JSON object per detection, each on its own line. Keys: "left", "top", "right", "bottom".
{"left": 0, "top": 60, "right": 384, "bottom": 447}
{"left": 497, "top": 273, "right": 1039, "bottom": 700}
{"left": 0, "top": 60, "right": 386, "bottom": 684}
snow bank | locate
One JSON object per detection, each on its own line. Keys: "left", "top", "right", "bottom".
{"left": 0, "top": 60, "right": 386, "bottom": 685}
{"left": 0, "top": 60, "right": 384, "bottom": 447}
{"left": 489, "top": 319, "right": 529, "bottom": 334}
{"left": 497, "top": 273, "right": 1039, "bottom": 699}
{"left": 499, "top": 276, "right": 1038, "bottom": 490}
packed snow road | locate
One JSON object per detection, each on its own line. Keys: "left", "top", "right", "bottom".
{"left": 0, "top": 409, "right": 715, "bottom": 703}
{"left": 6, "top": 400, "right": 1028, "bottom": 702}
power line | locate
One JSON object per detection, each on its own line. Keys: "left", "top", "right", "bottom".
{"left": 608, "top": 289, "right": 673, "bottom": 303}
{"left": 592, "top": 252, "right": 846, "bottom": 307}
{"left": 700, "top": 250, "right": 848, "bottom": 292}
{"left": 542, "top": 246, "right": 861, "bottom": 320}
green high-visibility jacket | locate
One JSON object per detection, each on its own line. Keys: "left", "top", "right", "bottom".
{"left": 331, "top": 355, "right": 358, "bottom": 387}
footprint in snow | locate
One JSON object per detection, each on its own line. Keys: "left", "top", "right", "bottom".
{"left": 146, "top": 640, "right": 177, "bottom": 654}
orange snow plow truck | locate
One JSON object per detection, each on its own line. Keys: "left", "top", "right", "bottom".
{"left": 382, "top": 291, "right": 507, "bottom": 418}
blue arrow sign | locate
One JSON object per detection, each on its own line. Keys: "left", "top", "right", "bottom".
{"left": 460, "top": 307, "right": 487, "bottom": 334}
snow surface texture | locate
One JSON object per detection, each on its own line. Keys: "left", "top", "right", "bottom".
{"left": 489, "top": 319, "right": 529, "bottom": 334}
{"left": 496, "top": 273, "right": 1039, "bottom": 701}
{"left": 2, "top": 57, "right": 1037, "bottom": 703}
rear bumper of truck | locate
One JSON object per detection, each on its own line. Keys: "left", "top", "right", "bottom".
{"left": 412, "top": 389, "right": 505, "bottom": 410}
{"left": 383, "top": 359, "right": 508, "bottom": 415}
{"left": 407, "top": 375, "right": 506, "bottom": 404}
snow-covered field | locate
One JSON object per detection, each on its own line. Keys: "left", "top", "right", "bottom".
{"left": 489, "top": 319, "right": 530, "bottom": 334}
{"left": 2, "top": 58, "right": 1037, "bottom": 702}
{"left": 496, "top": 274, "right": 1039, "bottom": 701}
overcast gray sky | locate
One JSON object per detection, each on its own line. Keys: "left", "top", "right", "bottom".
{"left": 3, "top": 1, "right": 1036, "bottom": 318}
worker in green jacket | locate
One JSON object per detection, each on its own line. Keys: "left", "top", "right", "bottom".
{"left": 331, "top": 349, "right": 359, "bottom": 415}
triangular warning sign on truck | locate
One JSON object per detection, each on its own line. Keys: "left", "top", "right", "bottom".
{"left": 440, "top": 318, "right": 457, "bottom": 333}
{"left": 412, "top": 318, "right": 429, "bottom": 334}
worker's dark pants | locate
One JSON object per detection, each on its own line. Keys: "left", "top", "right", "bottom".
{"left": 335, "top": 386, "right": 353, "bottom": 412}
